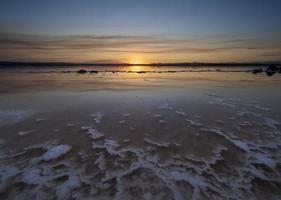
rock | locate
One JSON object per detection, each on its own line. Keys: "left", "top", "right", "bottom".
{"left": 252, "top": 68, "right": 263, "bottom": 74}
{"left": 265, "top": 65, "right": 279, "bottom": 77}
{"left": 265, "top": 70, "right": 276, "bottom": 77}
{"left": 77, "top": 69, "right": 87, "bottom": 74}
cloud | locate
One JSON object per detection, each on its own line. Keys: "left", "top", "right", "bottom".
{"left": 259, "top": 52, "right": 281, "bottom": 57}
{"left": 0, "top": 33, "right": 281, "bottom": 61}
{"left": 0, "top": 33, "right": 167, "bottom": 51}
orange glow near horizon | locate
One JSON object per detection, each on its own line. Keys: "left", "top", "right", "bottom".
{"left": 128, "top": 56, "right": 145, "bottom": 71}
{"left": 129, "top": 55, "right": 145, "bottom": 65}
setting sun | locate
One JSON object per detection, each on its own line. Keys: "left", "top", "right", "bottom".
{"left": 129, "top": 55, "right": 145, "bottom": 65}
{"left": 132, "top": 60, "right": 141, "bottom": 65}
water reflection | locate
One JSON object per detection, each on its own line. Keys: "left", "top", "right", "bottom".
{"left": 129, "top": 65, "right": 143, "bottom": 72}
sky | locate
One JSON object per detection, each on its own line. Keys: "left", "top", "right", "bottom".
{"left": 0, "top": 0, "right": 281, "bottom": 63}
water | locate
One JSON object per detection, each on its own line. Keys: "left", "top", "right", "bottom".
{"left": 0, "top": 66, "right": 281, "bottom": 199}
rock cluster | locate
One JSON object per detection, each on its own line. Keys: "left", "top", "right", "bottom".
{"left": 77, "top": 69, "right": 98, "bottom": 74}
{"left": 252, "top": 65, "right": 281, "bottom": 76}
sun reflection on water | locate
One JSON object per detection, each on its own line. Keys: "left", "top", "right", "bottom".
{"left": 130, "top": 65, "right": 143, "bottom": 72}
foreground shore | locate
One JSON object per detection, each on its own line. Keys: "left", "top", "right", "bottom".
{"left": 0, "top": 68, "right": 281, "bottom": 199}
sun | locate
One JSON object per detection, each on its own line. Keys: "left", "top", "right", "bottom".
{"left": 129, "top": 56, "right": 145, "bottom": 65}
{"left": 132, "top": 60, "right": 141, "bottom": 65}
{"left": 128, "top": 56, "right": 146, "bottom": 71}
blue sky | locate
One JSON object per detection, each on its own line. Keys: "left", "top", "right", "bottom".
{"left": 0, "top": 0, "right": 281, "bottom": 62}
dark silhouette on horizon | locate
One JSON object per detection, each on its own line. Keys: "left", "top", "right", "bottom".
{"left": 0, "top": 61, "right": 280, "bottom": 68}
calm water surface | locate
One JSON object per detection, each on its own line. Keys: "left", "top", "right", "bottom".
{"left": 0, "top": 66, "right": 281, "bottom": 199}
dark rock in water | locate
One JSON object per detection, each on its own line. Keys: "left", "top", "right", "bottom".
{"left": 252, "top": 68, "right": 263, "bottom": 74}
{"left": 90, "top": 70, "right": 98, "bottom": 74}
{"left": 77, "top": 69, "right": 87, "bottom": 74}
{"left": 265, "top": 70, "right": 276, "bottom": 77}
{"left": 265, "top": 65, "right": 280, "bottom": 76}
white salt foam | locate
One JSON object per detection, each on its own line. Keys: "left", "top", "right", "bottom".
{"left": 122, "top": 113, "right": 131, "bottom": 117}
{"left": 144, "top": 138, "right": 170, "bottom": 148}
{"left": 81, "top": 126, "right": 104, "bottom": 139}
{"left": 18, "top": 130, "right": 34, "bottom": 136}
{"left": 22, "top": 168, "right": 46, "bottom": 185}
{"left": 0, "top": 110, "right": 32, "bottom": 126}
{"left": 42, "top": 144, "right": 71, "bottom": 161}
{"left": 185, "top": 119, "right": 202, "bottom": 126}
{"left": 153, "top": 114, "right": 162, "bottom": 118}
{"left": 175, "top": 110, "right": 187, "bottom": 116}
{"left": 159, "top": 104, "right": 174, "bottom": 110}
{"left": 91, "top": 112, "right": 103, "bottom": 123}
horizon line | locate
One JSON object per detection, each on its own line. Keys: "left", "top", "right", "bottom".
{"left": 0, "top": 61, "right": 281, "bottom": 67}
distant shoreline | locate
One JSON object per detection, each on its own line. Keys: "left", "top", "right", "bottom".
{"left": 0, "top": 61, "right": 280, "bottom": 68}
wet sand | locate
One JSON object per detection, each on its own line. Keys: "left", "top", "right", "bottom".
{"left": 0, "top": 67, "right": 281, "bottom": 199}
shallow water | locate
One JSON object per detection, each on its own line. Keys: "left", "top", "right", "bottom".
{"left": 0, "top": 66, "right": 281, "bottom": 199}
